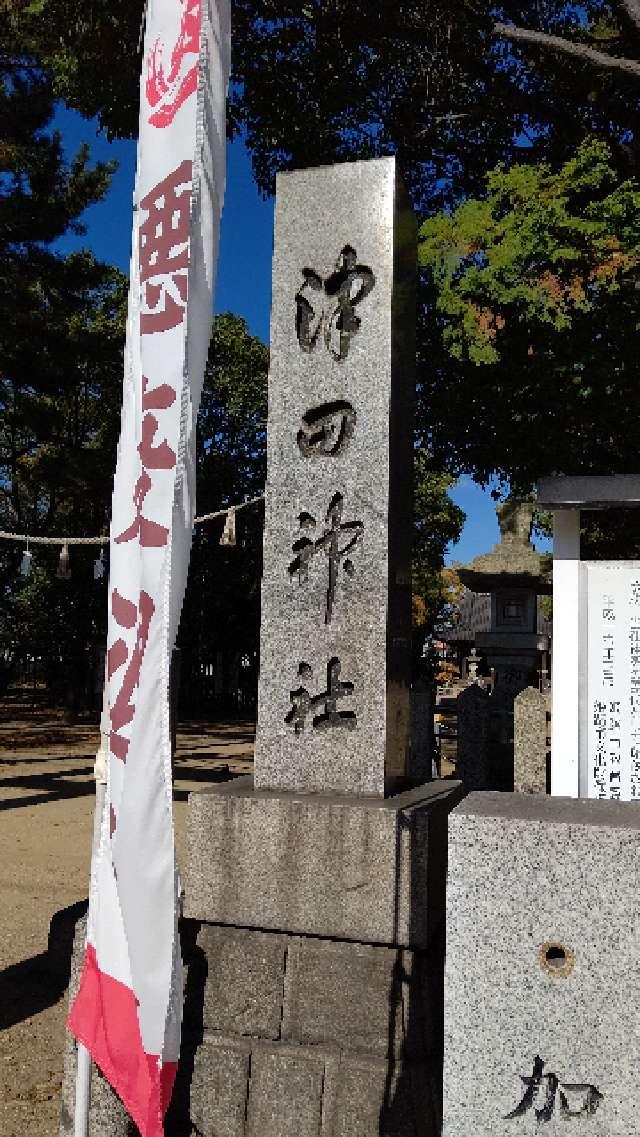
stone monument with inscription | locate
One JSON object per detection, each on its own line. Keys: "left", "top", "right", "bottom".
{"left": 180, "top": 157, "right": 462, "bottom": 1136}
{"left": 442, "top": 477, "right": 640, "bottom": 1137}
{"left": 255, "top": 159, "right": 414, "bottom": 796}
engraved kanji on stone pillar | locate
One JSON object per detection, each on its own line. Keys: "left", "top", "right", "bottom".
{"left": 255, "top": 158, "right": 416, "bottom": 796}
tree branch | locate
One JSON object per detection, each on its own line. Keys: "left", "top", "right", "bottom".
{"left": 493, "top": 21, "right": 640, "bottom": 81}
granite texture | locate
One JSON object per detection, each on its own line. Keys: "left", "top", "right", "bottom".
{"left": 281, "top": 936, "right": 409, "bottom": 1056}
{"left": 245, "top": 1044, "right": 326, "bottom": 1137}
{"left": 191, "top": 1045, "right": 437, "bottom": 1137}
{"left": 443, "top": 792, "right": 640, "bottom": 1136}
{"left": 190, "top": 1039, "right": 251, "bottom": 1137}
{"left": 455, "top": 684, "right": 489, "bottom": 791}
{"left": 513, "top": 686, "right": 549, "bottom": 793}
{"left": 254, "top": 157, "right": 417, "bottom": 796}
{"left": 323, "top": 1052, "right": 436, "bottom": 1137}
{"left": 188, "top": 922, "right": 442, "bottom": 1137}
{"left": 198, "top": 924, "right": 287, "bottom": 1039}
{"left": 184, "top": 776, "right": 462, "bottom": 948}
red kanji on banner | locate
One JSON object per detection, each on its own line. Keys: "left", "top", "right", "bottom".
{"left": 146, "top": 0, "right": 201, "bottom": 129}
{"left": 139, "top": 379, "right": 178, "bottom": 469}
{"left": 115, "top": 471, "right": 170, "bottom": 547}
{"left": 139, "top": 161, "right": 192, "bottom": 334}
{"left": 108, "top": 588, "right": 155, "bottom": 764}
{"left": 115, "top": 378, "right": 177, "bottom": 546}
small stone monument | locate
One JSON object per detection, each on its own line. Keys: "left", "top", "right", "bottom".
{"left": 443, "top": 792, "right": 640, "bottom": 1136}
{"left": 457, "top": 499, "right": 551, "bottom": 697}
{"left": 513, "top": 686, "right": 549, "bottom": 793}
{"left": 456, "top": 682, "right": 489, "bottom": 791}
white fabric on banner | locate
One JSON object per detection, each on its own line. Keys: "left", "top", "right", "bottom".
{"left": 68, "top": 3, "right": 230, "bottom": 1134}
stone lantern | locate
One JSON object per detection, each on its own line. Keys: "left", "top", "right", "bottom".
{"left": 457, "top": 500, "right": 551, "bottom": 697}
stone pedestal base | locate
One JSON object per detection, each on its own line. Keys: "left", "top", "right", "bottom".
{"left": 176, "top": 922, "right": 441, "bottom": 1137}
{"left": 178, "top": 778, "right": 462, "bottom": 1137}
{"left": 61, "top": 777, "right": 461, "bottom": 1137}
{"left": 184, "top": 776, "right": 459, "bottom": 947}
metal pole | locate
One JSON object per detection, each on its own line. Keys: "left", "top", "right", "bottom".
{"left": 73, "top": 656, "right": 109, "bottom": 1137}
{"left": 74, "top": 1043, "right": 92, "bottom": 1137}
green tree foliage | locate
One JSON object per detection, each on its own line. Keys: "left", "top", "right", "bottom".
{"left": 0, "top": 64, "right": 123, "bottom": 529}
{"left": 0, "top": 61, "right": 276, "bottom": 715}
{"left": 13, "top": 2, "right": 640, "bottom": 203}
{"left": 12, "top": 1, "right": 640, "bottom": 497}
{"left": 418, "top": 139, "right": 640, "bottom": 486}
{"left": 412, "top": 454, "right": 464, "bottom": 632}
{"left": 229, "top": 0, "right": 640, "bottom": 206}
{"left": 0, "top": 61, "right": 126, "bottom": 709}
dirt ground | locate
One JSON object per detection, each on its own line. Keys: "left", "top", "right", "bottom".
{"left": 0, "top": 697, "right": 254, "bottom": 1137}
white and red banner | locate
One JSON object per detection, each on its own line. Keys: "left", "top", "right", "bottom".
{"left": 68, "top": 2, "right": 231, "bottom": 1133}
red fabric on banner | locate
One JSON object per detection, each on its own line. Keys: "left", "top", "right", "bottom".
{"left": 68, "top": 945, "right": 178, "bottom": 1137}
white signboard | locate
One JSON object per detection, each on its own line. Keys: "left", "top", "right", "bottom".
{"left": 584, "top": 562, "right": 640, "bottom": 800}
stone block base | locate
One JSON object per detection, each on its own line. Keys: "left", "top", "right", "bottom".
{"left": 61, "top": 778, "right": 461, "bottom": 1136}
{"left": 176, "top": 923, "right": 441, "bottom": 1137}
{"left": 188, "top": 1041, "right": 436, "bottom": 1137}
{"left": 443, "top": 792, "right": 640, "bottom": 1137}
{"left": 62, "top": 916, "right": 442, "bottom": 1137}
{"left": 184, "top": 776, "right": 462, "bottom": 948}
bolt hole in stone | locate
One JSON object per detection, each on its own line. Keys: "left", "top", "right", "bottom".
{"left": 538, "top": 942, "right": 575, "bottom": 978}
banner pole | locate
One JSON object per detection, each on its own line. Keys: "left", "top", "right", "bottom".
{"left": 74, "top": 702, "right": 109, "bottom": 1136}
{"left": 74, "top": 1043, "right": 91, "bottom": 1137}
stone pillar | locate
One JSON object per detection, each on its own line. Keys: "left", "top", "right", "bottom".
{"left": 513, "top": 686, "right": 549, "bottom": 793}
{"left": 456, "top": 683, "right": 489, "bottom": 790}
{"left": 443, "top": 792, "right": 640, "bottom": 1136}
{"left": 255, "top": 157, "right": 415, "bottom": 797}
{"left": 181, "top": 159, "right": 462, "bottom": 1137}
{"left": 410, "top": 677, "right": 435, "bottom": 782}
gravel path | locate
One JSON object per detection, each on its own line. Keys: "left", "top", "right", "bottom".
{"left": 0, "top": 703, "right": 253, "bottom": 1137}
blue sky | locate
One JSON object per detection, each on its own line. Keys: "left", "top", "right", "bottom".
{"left": 53, "top": 106, "right": 534, "bottom": 564}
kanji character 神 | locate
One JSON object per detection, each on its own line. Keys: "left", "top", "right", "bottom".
{"left": 288, "top": 492, "right": 363, "bottom": 623}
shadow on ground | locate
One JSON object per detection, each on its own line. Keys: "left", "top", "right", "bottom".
{"left": 0, "top": 764, "right": 95, "bottom": 811}
{"left": 0, "top": 900, "right": 88, "bottom": 1031}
